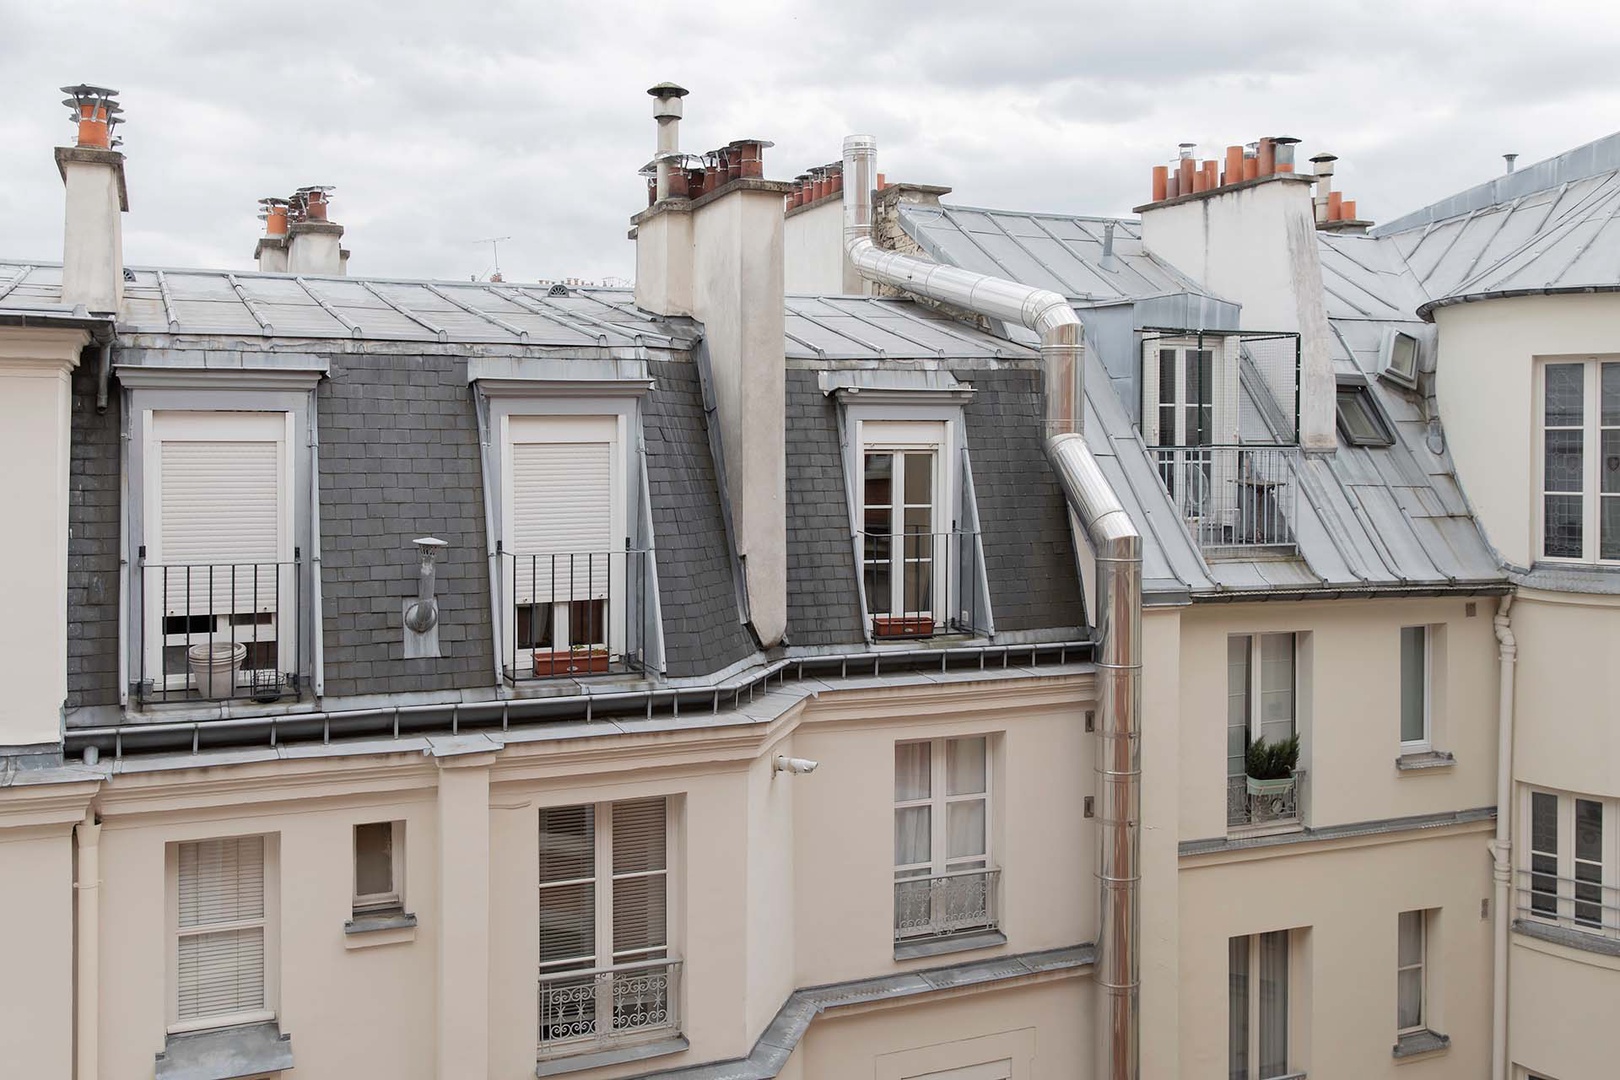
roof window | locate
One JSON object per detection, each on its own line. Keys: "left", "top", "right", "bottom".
{"left": 1335, "top": 383, "right": 1394, "bottom": 447}
{"left": 1382, "top": 331, "right": 1420, "bottom": 388}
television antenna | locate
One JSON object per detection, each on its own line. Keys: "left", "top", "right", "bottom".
{"left": 472, "top": 236, "right": 512, "bottom": 281}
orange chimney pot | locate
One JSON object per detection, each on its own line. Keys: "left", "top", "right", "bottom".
{"left": 1150, "top": 165, "right": 1169, "bottom": 202}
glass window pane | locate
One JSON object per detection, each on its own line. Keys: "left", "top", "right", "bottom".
{"left": 1258, "top": 931, "right": 1289, "bottom": 1078}
{"left": 1603, "top": 362, "right": 1620, "bottom": 427}
{"left": 894, "top": 806, "right": 930, "bottom": 867}
{"left": 1398, "top": 910, "right": 1423, "bottom": 966}
{"left": 1397, "top": 968, "right": 1424, "bottom": 1029}
{"left": 1545, "top": 363, "right": 1585, "bottom": 426}
{"left": 1400, "top": 627, "right": 1427, "bottom": 743}
{"left": 863, "top": 452, "right": 892, "bottom": 507}
{"left": 1544, "top": 428, "right": 1585, "bottom": 491}
{"left": 946, "top": 800, "right": 986, "bottom": 860}
{"left": 611, "top": 873, "right": 668, "bottom": 955}
{"left": 1336, "top": 387, "right": 1386, "bottom": 443}
{"left": 1390, "top": 334, "right": 1418, "bottom": 380}
{"left": 539, "top": 805, "right": 594, "bottom": 883}
{"left": 902, "top": 556, "right": 933, "bottom": 614}
{"left": 1228, "top": 636, "right": 1252, "bottom": 778}
{"left": 1603, "top": 430, "right": 1620, "bottom": 495}
{"left": 947, "top": 737, "right": 987, "bottom": 795}
{"left": 1544, "top": 494, "right": 1584, "bottom": 558}
{"left": 864, "top": 559, "right": 891, "bottom": 615}
{"left": 611, "top": 799, "right": 666, "bottom": 875}
{"left": 1603, "top": 496, "right": 1620, "bottom": 562}
{"left": 1575, "top": 798, "right": 1602, "bottom": 862}
{"left": 1259, "top": 633, "right": 1295, "bottom": 736}
{"left": 1229, "top": 936, "right": 1250, "bottom": 1080}
{"left": 539, "top": 881, "right": 595, "bottom": 967}
{"left": 1159, "top": 350, "right": 1177, "bottom": 408}
{"left": 895, "top": 742, "right": 931, "bottom": 801}
{"left": 1530, "top": 791, "right": 1559, "bottom": 916}
{"left": 903, "top": 452, "right": 933, "bottom": 507}
{"left": 355, "top": 822, "right": 393, "bottom": 897}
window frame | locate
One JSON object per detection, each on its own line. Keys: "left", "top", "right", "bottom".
{"left": 166, "top": 833, "right": 280, "bottom": 1035}
{"left": 893, "top": 735, "right": 997, "bottom": 941}
{"left": 855, "top": 419, "right": 957, "bottom": 637}
{"left": 1521, "top": 787, "right": 1617, "bottom": 937}
{"left": 1380, "top": 329, "right": 1421, "bottom": 389}
{"left": 1534, "top": 357, "right": 1620, "bottom": 565}
{"left": 353, "top": 820, "right": 405, "bottom": 916}
{"left": 1140, "top": 335, "right": 1239, "bottom": 448}
{"left": 1334, "top": 381, "right": 1395, "bottom": 448}
{"left": 1227, "top": 632, "right": 1299, "bottom": 777}
{"left": 1228, "top": 929, "right": 1294, "bottom": 1080}
{"left": 1399, "top": 626, "right": 1431, "bottom": 753}
{"left": 1396, "top": 909, "right": 1427, "bottom": 1035}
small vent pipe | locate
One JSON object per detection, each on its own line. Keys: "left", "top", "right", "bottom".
{"left": 844, "top": 134, "right": 1143, "bottom": 1080}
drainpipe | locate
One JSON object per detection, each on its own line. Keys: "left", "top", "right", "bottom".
{"left": 75, "top": 810, "right": 101, "bottom": 1080}
{"left": 1490, "top": 593, "right": 1516, "bottom": 1080}
{"left": 843, "top": 134, "right": 1142, "bottom": 1080}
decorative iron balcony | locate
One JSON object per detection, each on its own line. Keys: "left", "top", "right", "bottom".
{"left": 538, "top": 958, "right": 681, "bottom": 1055}
{"left": 1515, "top": 867, "right": 1620, "bottom": 940}
{"left": 1227, "top": 769, "right": 1307, "bottom": 831}
{"left": 1147, "top": 445, "right": 1301, "bottom": 553}
{"left": 499, "top": 548, "right": 656, "bottom": 682}
{"left": 893, "top": 867, "right": 1001, "bottom": 942}
{"left": 857, "top": 529, "right": 987, "bottom": 640}
{"left": 135, "top": 557, "right": 304, "bottom": 705}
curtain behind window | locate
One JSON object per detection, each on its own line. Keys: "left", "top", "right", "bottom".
{"left": 1258, "top": 930, "right": 1289, "bottom": 1078}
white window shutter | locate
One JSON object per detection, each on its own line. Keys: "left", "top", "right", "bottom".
{"left": 1141, "top": 340, "right": 1160, "bottom": 444}
{"left": 176, "top": 836, "right": 266, "bottom": 1022}
{"left": 158, "top": 440, "right": 280, "bottom": 616}
{"left": 511, "top": 441, "right": 613, "bottom": 603}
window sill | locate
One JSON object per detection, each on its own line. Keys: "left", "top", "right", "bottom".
{"left": 1396, "top": 750, "right": 1456, "bottom": 773}
{"left": 1513, "top": 916, "right": 1620, "bottom": 957}
{"left": 536, "top": 1034, "right": 688, "bottom": 1077}
{"left": 155, "top": 1020, "right": 294, "bottom": 1080}
{"left": 343, "top": 910, "right": 417, "bottom": 949}
{"left": 894, "top": 929, "right": 1007, "bottom": 961}
{"left": 1392, "top": 1029, "right": 1451, "bottom": 1061}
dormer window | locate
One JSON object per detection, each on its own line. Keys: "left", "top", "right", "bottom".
{"left": 1382, "top": 331, "right": 1420, "bottom": 389}
{"left": 861, "top": 432, "right": 942, "bottom": 637}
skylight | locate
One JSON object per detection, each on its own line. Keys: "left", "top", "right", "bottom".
{"left": 1336, "top": 385, "right": 1394, "bottom": 447}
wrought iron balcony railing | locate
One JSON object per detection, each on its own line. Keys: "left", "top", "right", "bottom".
{"left": 893, "top": 867, "right": 1001, "bottom": 942}
{"left": 1516, "top": 867, "right": 1620, "bottom": 940}
{"left": 1147, "top": 446, "right": 1300, "bottom": 553}
{"left": 857, "top": 529, "right": 986, "bottom": 640}
{"left": 1227, "top": 769, "right": 1307, "bottom": 831}
{"left": 538, "top": 958, "right": 681, "bottom": 1056}
{"left": 498, "top": 548, "right": 656, "bottom": 682}
{"left": 135, "top": 557, "right": 304, "bottom": 706}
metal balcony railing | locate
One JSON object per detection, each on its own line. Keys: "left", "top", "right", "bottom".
{"left": 135, "top": 557, "right": 304, "bottom": 706}
{"left": 1515, "top": 867, "right": 1620, "bottom": 939}
{"left": 857, "top": 529, "right": 986, "bottom": 640}
{"left": 1228, "top": 770, "right": 1306, "bottom": 831}
{"left": 537, "top": 958, "right": 681, "bottom": 1055}
{"left": 1147, "top": 446, "right": 1300, "bottom": 553}
{"left": 893, "top": 867, "right": 1001, "bottom": 942}
{"left": 499, "top": 548, "right": 655, "bottom": 682}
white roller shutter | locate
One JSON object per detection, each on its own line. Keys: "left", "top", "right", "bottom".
{"left": 157, "top": 438, "right": 281, "bottom": 616}
{"left": 176, "top": 836, "right": 267, "bottom": 1023}
{"left": 511, "top": 441, "right": 613, "bottom": 603}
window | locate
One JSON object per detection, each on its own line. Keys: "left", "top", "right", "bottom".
{"left": 353, "top": 821, "right": 404, "bottom": 916}
{"left": 172, "top": 835, "right": 274, "bottom": 1031}
{"left": 1400, "top": 626, "right": 1429, "bottom": 751}
{"left": 894, "top": 736, "right": 997, "bottom": 942}
{"left": 142, "top": 412, "right": 297, "bottom": 703}
{"left": 858, "top": 421, "right": 954, "bottom": 638}
{"left": 1335, "top": 383, "right": 1394, "bottom": 447}
{"left": 1229, "top": 931, "right": 1291, "bottom": 1080}
{"left": 1538, "top": 359, "right": 1620, "bottom": 563}
{"left": 1382, "top": 331, "right": 1420, "bottom": 388}
{"left": 502, "top": 414, "right": 642, "bottom": 678}
{"left": 1227, "top": 633, "right": 1300, "bottom": 828}
{"left": 1523, "top": 789, "right": 1614, "bottom": 936}
{"left": 1397, "top": 910, "right": 1427, "bottom": 1034}
{"left": 538, "top": 799, "right": 677, "bottom": 1056}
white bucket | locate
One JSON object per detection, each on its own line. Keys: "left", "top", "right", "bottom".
{"left": 187, "top": 642, "right": 247, "bottom": 700}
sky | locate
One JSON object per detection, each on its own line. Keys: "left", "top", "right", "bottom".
{"left": 3, "top": 0, "right": 1618, "bottom": 285}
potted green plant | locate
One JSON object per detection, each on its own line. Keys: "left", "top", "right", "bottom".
{"left": 1245, "top": 733, "right": 1301, "bottom": 796}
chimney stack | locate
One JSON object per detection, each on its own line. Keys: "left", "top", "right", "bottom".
{"left": 56, "top": 84, "right": 128, "bottom": 312}
{"left": 1310, "top": 153, "right": 1337, "bottom": 225}
{"left": 286, "top": 186, "right": 345, "bottom": 275}
{"left": 255, "top": 197, "right": 291, "bottom": 272}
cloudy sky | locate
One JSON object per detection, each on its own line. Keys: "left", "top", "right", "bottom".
{"left": 3, "top": 1, "right": 1617, "bottom": 284}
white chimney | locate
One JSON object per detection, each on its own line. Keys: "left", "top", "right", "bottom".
{"left": 286, "top": 186, "right": 344, "bottom": 275}
{"left": 255, "top": 197, "right": 290, "bottom": 272}
{"left": 56, "top": 84, "right": 127, "bottom": 313}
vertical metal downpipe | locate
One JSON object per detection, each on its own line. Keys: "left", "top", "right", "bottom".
{"left": 843, "top": 135, "right": 1142, "bottom": 1080}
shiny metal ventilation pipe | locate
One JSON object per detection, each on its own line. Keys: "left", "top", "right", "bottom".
{"left": 843, "top": 134, "right": 1141, "bottom": 1080}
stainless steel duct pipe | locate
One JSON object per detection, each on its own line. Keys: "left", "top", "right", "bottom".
{"left": 843, "top": 134, "right": 1142, "bottom": 1080}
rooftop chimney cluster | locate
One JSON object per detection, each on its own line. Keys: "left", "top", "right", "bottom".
{"left": 786, "top": 162, "right": 844, "bottom": 210}
{"left": 643, "top": 139, "right": 776, "bottom": 206}
{"left": 1309, "top": 154, "right": 1366, "bottom": 230}
{"left": 1148, "top": 136, "right": 1302, "bottom": 202}
{"left": 61, "top": 84, "right": 124, "bottom": 149}
{"left": 259, "top": 186, "right": 336, "bottom": 237}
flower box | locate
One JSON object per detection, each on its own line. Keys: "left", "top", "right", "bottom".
{"left": 533, "top": 648, "right": 611, "bottom": 677}
{"left": 872, "top": 615, "right": 936, "bottom": 639}
{"left": 1245, "top": 773, "right": 1296, "bottom": 797}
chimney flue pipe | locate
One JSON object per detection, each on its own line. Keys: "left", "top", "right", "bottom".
{"left": 647, "top": 82, "right": 689, "bottom": 201}
{"left": 843, "top": 134, "right": 1141, "bottom": 1080}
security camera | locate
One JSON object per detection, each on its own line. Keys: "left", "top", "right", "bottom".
{"left": 774, "top": 755, "right": 819, "bottom": 775}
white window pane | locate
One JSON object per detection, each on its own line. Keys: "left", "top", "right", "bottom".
{"left": 612, "top": 799, "right": 667, "bottom": 875}
{"left": 947, "top": 737, "right": 987, "bottom": 795}
{"left": 947, "top": 800, "right": 986, "bottom": 861}
{"left": 539, "top": 805, "right": 594, "bottom": 884}
{"left": 1259, "top": 633, "right": 1295, "bottom": 729}
{"left": 177, "top": 926, "right": 265, "bottom": 1021}
{"left": 1400, "top": 627, "right": 1427, "bottom": 743}
{"left": 178, "top": 836, "right": 264, "bottom": 928}
{"left": 894, "top": 806, "right": 930, "bottom": 867}
{"left": 1398, "top": 910, "right": 1423, "bottom": 966}
{"left": 895, "top": 742, "right": 931, "bottom": 802}
{"left": 355, "top": 822, "right": 393, "bottom": 898}
{"left": 1397, "top": 967, "right": 1423, "bottom": 1029}
{"left": 612, "top": 873, "right": 667, "bottom": 957}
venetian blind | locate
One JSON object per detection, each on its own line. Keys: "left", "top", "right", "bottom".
{"left": 511, "top": 441, "right": 612, "bottom": 603}
{"left": 539, "top": 805, "right": 596, "bottom": 971}
{"left": 610, "top": 799, "right": 667, "bottom": 963}
{"left": 159, "top": 439, "right": 280, "bottom": 616}
{"left": 176, "top": 835, "right": 266, "bottom": 1022}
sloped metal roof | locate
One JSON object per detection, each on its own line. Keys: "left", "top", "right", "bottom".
{"left": 783, "top": 294, "right": 1029, "bottom": 360}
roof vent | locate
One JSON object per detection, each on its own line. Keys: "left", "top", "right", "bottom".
{"left": 61, "top": 84, "right": 123, "bottom": 149}
{"left": 547, "top": 283, "right": 570, "bottom": 297}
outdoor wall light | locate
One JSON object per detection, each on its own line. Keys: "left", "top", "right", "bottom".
{"left": 774, "top": 755, "right": 819, "bottom": 776}
{"left": 403, "top": 537, "right": 448, "bottom": 659}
